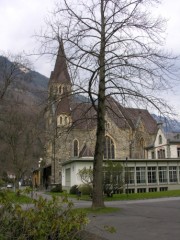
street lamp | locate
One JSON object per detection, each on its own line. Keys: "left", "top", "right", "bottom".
{"left": 126, "top": 157, "right": 129, "bottom": 197}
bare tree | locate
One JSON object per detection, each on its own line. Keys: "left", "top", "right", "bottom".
{"left": 38, "top": 0, "right": 178, "bottom": 207}
{"left": 0, "top": 99, "right": 44, "bottom": 188}
{"left": 0, "top": 53, "right": 32, "bottom": 101}
{"left": 78, "top": 167, "right": 93, "bottom": 186}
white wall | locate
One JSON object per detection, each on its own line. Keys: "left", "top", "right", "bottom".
{"left": 62, "top": 160, "right": 93, "bottom": 189}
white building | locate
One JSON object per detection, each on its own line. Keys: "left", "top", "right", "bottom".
{"left": 62, "top": 125, "right": 180, "bottom": 193}
{"left": 62, "top": 158, "right": 180, "bottom": 193}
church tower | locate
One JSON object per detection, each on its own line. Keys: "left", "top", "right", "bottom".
{"left": 48, "top": 39, "right": 72, "bottom": 101}
{"left": 45, "top": 40, "right": 72, "bottom": 184}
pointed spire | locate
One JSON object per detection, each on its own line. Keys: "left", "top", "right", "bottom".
{"left": 49, "top": 39, "right": 71, "bottom": 85}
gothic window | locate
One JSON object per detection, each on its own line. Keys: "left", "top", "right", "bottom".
{"left": 73, "top": 139, "right": 79, "bottom": 157}
{"left": 105, "top": 121, "right": 110, "bottom": 130}
{"left": 58, "top": 85, "right": 65, "bottom": 94}
{"left": 64, "top": 116, "right": 68, "bottom": 125}
{"left": 60, "top": 116, "right": 63, "bottom": 125}
{"left": 62, "top": 86, "right": 64, "bottom": 94}
{"left": 104, "top": 136, "right": 115, "bottom": 159}
{"left": 157, "top": 149, "right": 165, "bottom": 159}
{"left": 159, "top": 135, "right": 162, "bottom": 144}
{"left": 59, "top": 86, "right": 62, "bottom": 94}
{"left": 177, "top": 148, "right": 180, "bottom": 158}
{"left": 57, "top": 115, "right": 70, "bottom": 126}
{"left": 151, "top": 151, "right": 155, "bottom": 159}
{"left": 139, "top": 138, "right": 145, "bottom": 158}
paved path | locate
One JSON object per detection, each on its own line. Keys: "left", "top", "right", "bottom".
{"left": 34, "top": 192, "right": 180, "bottom": 240}
{"left": 84, "top": 198, "right": 180, "bottom": 240}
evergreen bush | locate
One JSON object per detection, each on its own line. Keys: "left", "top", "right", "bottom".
{"left": 70, "top": 185, "right": 78, "bottom": 194}
{"left": 79, "top": 184, "right": 92, "bottom": 195}
{"left": 0, "top": 189, "right": 88, "bottom": 240}
{"left": 50, "top": 183, "right": 63, "bottom": 192}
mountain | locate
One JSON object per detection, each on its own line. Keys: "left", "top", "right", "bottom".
{"left": 0, "top": 55, "right": 49, "bottom": 104}
{"left": 152, "top": 114, "right": 180, "bottom": 132}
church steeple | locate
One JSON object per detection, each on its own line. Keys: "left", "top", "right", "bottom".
{"left": 48, "top": 40, "right": 72, "bottom": 100}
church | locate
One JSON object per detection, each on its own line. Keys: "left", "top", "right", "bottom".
{"left": 42, "top": 41, "right": 180, "bottom": 193}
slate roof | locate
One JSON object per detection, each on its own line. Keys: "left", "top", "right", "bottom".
{"left": 49, "top": 40, "right": 71, "bottom": 85}
{"left": 79, "top": 144, "right": 94, "bottom": 157}
{"left": 123, "top": 108, "right": 157, "bottom": 134}
{"left": 70, "top": 100, "right": 97, "bottom": 130}
{"left": 166, "top": 132, "right": 180, "bottom": 143}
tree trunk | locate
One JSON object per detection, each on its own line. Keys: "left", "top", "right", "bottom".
{"left": 92, "top": 0, "right": 106, "bottom": 208}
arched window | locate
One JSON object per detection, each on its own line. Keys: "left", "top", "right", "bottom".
{"left": 104, "top": 136, "right": 115, "bottom": 159}
{"left": 59, "top": 116, "right": 63, "bottom": 125}
{"left": 73, "top": 140, "right": 79, "bottom": 157}
{"left": 139, "top": 138, "right": 145, "bottom": 158}
{"left": 158, "top": 149, "right": 165, "bottom": 159}
{"left": 159, "top": 135, "right": 162, "bottom": 144}
{"left": 59, "top": 86, "right": 62, "bottom": 94}
{"left": 105, "top": 121, "right": 110, "bottom": 130}
{"left": 64, "top": 116, "right": 68, "bottom": 125}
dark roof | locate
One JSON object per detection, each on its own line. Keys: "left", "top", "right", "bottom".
{"left": 122, "top": 108, "right": 157, "bottom": 134}
{"left": 105, "top": 97, "right": 157, "bottom": 134}
{"left": 49, "top": 40, "right": 71, "bottom": 85}
{"left": 79, "top": 144, "right": 94, "bottom": 157}
{"left": 166, "top": 132, "right": 180, "bottom": 143}
{"left": 55, "top": 94, "right": 157, "bottom": 133}
{"left": 105, "top": 97, "right": 130, "bottom": 129}
{"left": 70, "top": 100, "right": 97, "bottom": 130}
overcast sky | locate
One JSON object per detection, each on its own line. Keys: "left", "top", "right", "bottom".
{"left": 0, "top": 0, "right": 180, "bottom": 116}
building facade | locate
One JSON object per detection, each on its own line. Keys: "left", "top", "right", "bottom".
{"left": 43, "top": 41, "right": 180, "bottom": 193}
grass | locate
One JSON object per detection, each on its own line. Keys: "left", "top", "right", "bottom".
{"left": 49, "top": 189, "right": 180, "bottom": 201}
{"left": 0, "top": 190, "right": 32, "bottom": 204}
{"left": 73, "top": 207, "right": 120, "bottom": 215}
{"left": 104, "top": 190, "right": 180, "bottom": 201}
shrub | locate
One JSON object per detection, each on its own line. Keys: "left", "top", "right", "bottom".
{"left": 79, "top": 184, "right": 92, "bottom": 195}
{"left": 50, "top": 184, "right": 63, "bottom": 193}
{"left": 0, "top": 189, "right": 88, "bottom": 240}
{"left": 70, "top": 185, "right": 78, "bottom": 194}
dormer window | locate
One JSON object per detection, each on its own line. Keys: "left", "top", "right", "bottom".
{"left": 159, "top": 135, "right": 162, "bottom": 144}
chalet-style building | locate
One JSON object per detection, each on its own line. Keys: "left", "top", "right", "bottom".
{"left": 42, "top": 41, "right": 180, "bottom": 193}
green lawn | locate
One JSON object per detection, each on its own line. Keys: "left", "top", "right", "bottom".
{"left": 49, "top": 189, "right": 180, "bottom": 201}
{"left": 73, "top": 207, "right": 120, "bottom": 215}
{"left": 104, "top": 190, "right": 180, "bottom": 201}
{"left": 0, "top": 190, "right": 32, "bottom": 204}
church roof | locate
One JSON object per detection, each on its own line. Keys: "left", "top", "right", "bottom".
{"left": 49, "top": 40, "right": 71, "bottom": 85}
{"left": 50, "top": 45, "right": 157, "bottom": 134}
{"left": 56, "top": 95, "right": 157, "bottom": 134}
{"left": 79, "top": 144, "right": 94, "bottom": 157}
{"left": 70, "top": 101, "right": 97, "bottom": 130}
{"left": 123, "top": 108, "right": 157, "bottom": 134}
